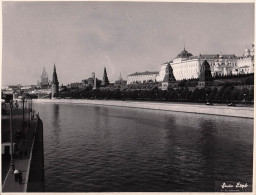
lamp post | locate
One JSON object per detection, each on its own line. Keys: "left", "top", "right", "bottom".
{"left": 28, "top": 98, "right": 31, "bottom": 127}
{"left": 21, "top": 97, "right": 27, "bottom": 130}
{"left": 9, "top": 101, "right": 15, "bottom": 172}
{"left": 244, "top": 93, "right": 246, "bottom": 105}
{"left": 30, "top": 98, "right": 33, "bottom": 120}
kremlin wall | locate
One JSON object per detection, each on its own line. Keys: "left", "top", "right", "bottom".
{"left": 2, "top": 44, "right": 254, "bottom": 99}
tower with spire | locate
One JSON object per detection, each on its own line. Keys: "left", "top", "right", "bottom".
{"left": 198, "top": 60, "right": 213, "bottom": 88}
{"left": 101, "top": 67, "right": 110, "bottom": 86}
{"left": 161, "top": 63, "right": 176, "bottom": 90}
{"left": 51, "top": 63, "right": 59, "bottom": 98}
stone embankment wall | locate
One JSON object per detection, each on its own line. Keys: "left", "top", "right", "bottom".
{"left": 27, "top": 117, "right": 44, "bottom": 192}
{"left": 34, "top": 99, "right": 253, "bottom": 119}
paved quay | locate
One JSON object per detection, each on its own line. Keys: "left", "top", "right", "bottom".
{"left": 2, "top": 111, "right": 38, "bottom": 192}
{"left": 34, "top": 99, "right": 254, "bottom": 119}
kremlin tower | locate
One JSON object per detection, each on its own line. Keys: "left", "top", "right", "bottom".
{"left": 51, "top": 64, "right": 59, "bottom": 98}
{"left": 101, "top": 67, "right": 110, "bottom": 86}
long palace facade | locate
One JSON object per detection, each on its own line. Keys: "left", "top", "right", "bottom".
{"left": 127, "top": 45, "right": 254, "bottom": 84}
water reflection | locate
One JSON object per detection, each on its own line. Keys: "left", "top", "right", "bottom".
{"left": 52, "top": 104, "right": 60, "bottom": 138}
{"left": 198, "top": 120, "right": 217, "bottom": 191}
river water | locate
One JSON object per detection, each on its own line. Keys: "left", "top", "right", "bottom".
{"left": 33, "top": 102, "right": 253, "bottom": 192}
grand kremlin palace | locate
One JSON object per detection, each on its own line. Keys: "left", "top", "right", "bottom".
{"left": 127, "top": 45, "right": 254, "bottom": 84}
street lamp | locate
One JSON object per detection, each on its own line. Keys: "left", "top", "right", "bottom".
{"left": 28, "top": 98, "right": 32, "bottom": 127}
{"left": 244, "top": 93, "right": 246, "bottom": 105}
{"left": 30, "top": 98, "right": 33, "bottom": 120}
{"left": 21, "top": 97, "right": 27, "bottom": 130}
{"left": 9, "top": 100, "right": 16, "bottom": 172}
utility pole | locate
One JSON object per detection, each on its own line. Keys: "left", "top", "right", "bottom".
{"left": 9, "top": 101, "right": 15, "bottom": 172}
{"left": 21, "top": 97, "right": 26, "bottom": 130}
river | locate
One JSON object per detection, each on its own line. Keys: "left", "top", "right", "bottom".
{"left": 33, "top": 102, "right": 253, "bottom": 192}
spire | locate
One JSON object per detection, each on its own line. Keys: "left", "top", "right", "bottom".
{"left": 163, "top": 63, "right": 176, "bottom": 83}
{"left": 52, "top": 63, "right": 59, "bottom": 84}
{"left": 102, "top": 67, "right": 110, "bottom": 86}
{"left": 51, "top": 63, "right": 59, "bottom": 98}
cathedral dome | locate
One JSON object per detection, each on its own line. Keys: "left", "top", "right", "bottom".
{"left": 176, "top": 48, "right": 193, "bottom": 58}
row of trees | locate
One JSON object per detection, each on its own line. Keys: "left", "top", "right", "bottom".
{"left": 59, "top": 83, "right": 253, "bottom": 103}
{"left": 121, "top": 74, "right": 254, "bottom": 90}
{"left": 213, "top": 72, "right": 254, "bottom": 79}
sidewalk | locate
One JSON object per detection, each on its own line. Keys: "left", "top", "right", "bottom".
{"left": 2, "top": 118, "right": 37, "bottom": 192}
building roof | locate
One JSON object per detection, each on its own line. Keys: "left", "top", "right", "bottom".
{"left": 161, "top": 60, "right": 173, "bottom": 65}
{"left": 238, "top": 65, "right": 250, "bottom": 69}
{"left": 176, "top": 48, "right": 193, "bottom": 58}
{"left": 128, "top": 71, "right": 159, "bottom": 76}
{"left": 52, "top": 64, "right": 59, "bottom": 84}
{"left": 197, "top": 54, "right": 237, "bottom": 59}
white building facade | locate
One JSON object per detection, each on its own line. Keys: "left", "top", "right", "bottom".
{"left": 127, "top": 71, "right": 159, "bottom": 84}
{"left": 236, "top": 45, "right": 254, "bottom": 74}
{"left": 128, "top": 45, "right": 254, "bottom": 84}
{"left": 157, "top": 48, "right": 238, "bottom": 81}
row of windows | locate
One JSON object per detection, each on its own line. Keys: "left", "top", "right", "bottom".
{"left": 128, "top": 75, "right": 157, "bottom": 80}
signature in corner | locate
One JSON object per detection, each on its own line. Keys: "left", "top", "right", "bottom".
{"left": 221, "top": 183, "right": 233, "bottom": 189}
{"left": 236, "top": 182, "right": 248, "bottom": 189}
{"left": 221, "top": 182, "right": 248, "bottom": 189}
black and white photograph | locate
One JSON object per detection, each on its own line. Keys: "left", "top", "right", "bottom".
{"left": 1, "top": 0, "right": 255, "bottom": 193}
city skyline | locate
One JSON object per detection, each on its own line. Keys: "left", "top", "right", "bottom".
{"left": 2, "top": 1, "right": 254, "bottom": 86}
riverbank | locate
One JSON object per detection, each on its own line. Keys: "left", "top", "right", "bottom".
{"left": 33, "top": 99, "right": 254, "bottom": 119}
{"left": 2, "top": 118, "right": 38, "bottom": 192}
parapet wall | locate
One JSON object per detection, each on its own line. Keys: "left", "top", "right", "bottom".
{"left": 34, "top": 99, "right": 254, "bottom": 119}
{"left": 26, "top": 117, "right": 44, "bottom": 192}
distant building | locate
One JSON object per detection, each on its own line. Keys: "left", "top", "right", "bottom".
{"left": 101, "top": 67, "right": 110, "bottom": 86}
{"left": 237, "top": 44, "right": 254, "bottom": 74}
{"left": 81, "top": 79, "right": 87, "bottom": 86}
{"left": 51, "top": 64, "right": 59, "bottom": 98}
{"left": 87, "top": 72, "right": 95, "bottom": 87}
{"left": 70, "top": 82, "right": 83, "bottom": 89}
{"left": 93, "top": 77, "right": 97, "bottom": 90}
{"left": 157, "top": 48, "right": 237, "bottom": 81}
{"left": 40, "top": 68, "right": 51, "bottom": 89}
{"left": 114, "top": 73, "right": 127, "bottom": 86}
{"left": 80, "top": 72, "right": 103, "bottom": 88}
{"left": 127, "top": 71, "right": 159, "bottom": 84}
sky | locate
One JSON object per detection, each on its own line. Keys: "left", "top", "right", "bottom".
{"left": 2, "top": 1, "right": 254, "bottom": 86}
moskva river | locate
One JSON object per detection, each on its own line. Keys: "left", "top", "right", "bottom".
{"left": 34, "top": 102, "right": 253, "bottom": 192}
